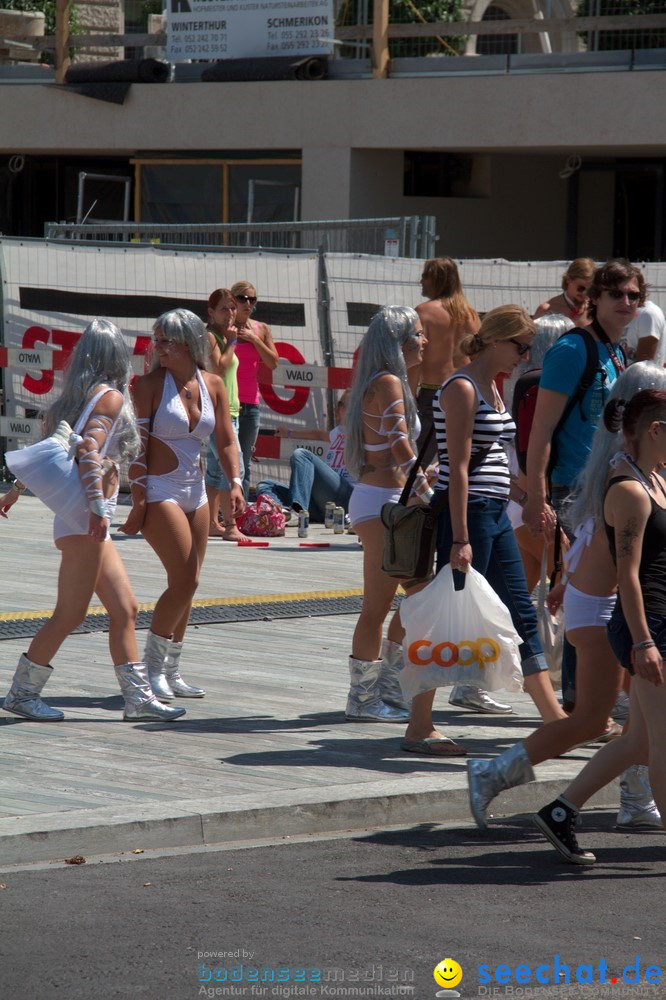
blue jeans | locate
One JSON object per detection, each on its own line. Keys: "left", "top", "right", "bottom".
{"left": 238, "top": 403, "right": 261, "bottom": 501}
{"left": 257, "top": 449, "right": 353, "bottom": 522}
{"left": 205, "top": 416, "right": 244, "bottom": 491}
{"left": 434, "top": 493, "right": 547, "bottom": 677}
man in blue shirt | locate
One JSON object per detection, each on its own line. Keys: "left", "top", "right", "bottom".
{"left": 524, "top": 259, "right": 644, "bottom": 539}
{"left": 523, "top": 259, "right": 645, "bottom": 706}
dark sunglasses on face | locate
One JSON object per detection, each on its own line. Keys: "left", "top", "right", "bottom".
{"left": 236, "top": 294, "right": 257, "bottom": 305}
{"left": 605, "top": 288, "right": 641, "bottom": 303}
{"left": 509, "top": 338, "right": 531, "bottom": 356}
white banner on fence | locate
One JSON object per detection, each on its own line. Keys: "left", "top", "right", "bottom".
{"left": 0, "top": 239, "right": 323, "bottom": 485}
{"left": 166, "top": 0, "right": 333, "bottom": 61}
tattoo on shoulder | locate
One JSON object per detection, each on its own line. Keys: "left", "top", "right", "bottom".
{"left": 618, "top": 517, "right": 639, "bottom": 558}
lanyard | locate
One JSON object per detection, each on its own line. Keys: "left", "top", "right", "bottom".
{"left": 591, "top": 319, "right": 625, "bottom": 377}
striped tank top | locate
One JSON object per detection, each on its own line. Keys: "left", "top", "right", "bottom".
{"left": 434, "top": 373, "right": 515, "bottom": 499}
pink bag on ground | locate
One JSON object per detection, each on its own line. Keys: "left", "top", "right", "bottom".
{"left": 235, "top": 494, "right": 286, "bottom": 537}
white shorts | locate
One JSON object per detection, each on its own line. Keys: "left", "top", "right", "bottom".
{"left": 348, "top": 483, "right": 403, "bottom": 528}
{"left": 146, "top": 471, "right": 207, "bottom": 514}
{"left": 564, "top": 583, "right": 617, "bottom": 632}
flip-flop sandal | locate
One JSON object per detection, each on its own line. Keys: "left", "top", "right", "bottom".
{"left": 400, "top": 737, "right": 467, "bottom": 757}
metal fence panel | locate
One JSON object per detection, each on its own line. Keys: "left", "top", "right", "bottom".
{"left": 44, "top": 217, "right": 437, "bottom": 260}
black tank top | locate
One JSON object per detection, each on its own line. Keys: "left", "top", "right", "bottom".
{"left": 604, "top": 475, "right": 666, "bottom": 616}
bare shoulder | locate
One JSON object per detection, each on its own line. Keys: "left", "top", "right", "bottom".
{"left": 201, "top": 369, "right": 224, "bottom": 396}
{"left": 533, "top": 300, "right": 552, "bottom": 318}
{"left": 366, "top": 372, "right": 402, "bottom": 407}
{"left": 417, "top": 299, "right": 448, "bottom": 321}
{"left": 90, "top": 386, "right": 124, "bottom": 418}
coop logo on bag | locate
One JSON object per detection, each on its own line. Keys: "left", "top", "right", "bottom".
{"left": 407, "top": 638, "right": 500, "bottom": 668}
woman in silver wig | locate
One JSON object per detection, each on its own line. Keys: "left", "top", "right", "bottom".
{"left": 2, "top": 319, "right": 184, "bottom": 724}
{"left": 344, "top": 305, "right": 434, "bottom": 726}
{"left": 121, "top": 308, "right": 244, "bottom": 702}
{"left": 469, "top": 362, "right": 666, "bottom": 842}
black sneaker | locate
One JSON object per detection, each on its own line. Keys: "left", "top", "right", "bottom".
{"left": 534, "top": 799, "right": 596, "bottom": 866}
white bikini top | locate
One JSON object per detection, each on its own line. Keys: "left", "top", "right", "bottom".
{"left": 362, "top": 371, "right": 421, "bottom": 453}
{"left": 150, "top": 369, "right": 215, "bottom": 477}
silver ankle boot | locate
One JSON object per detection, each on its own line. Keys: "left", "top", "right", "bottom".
{"left": 378, "top": 639, "right": 411, "bottom": 713}
{"left": 2, "top": 653, "right": 64, "bottom": 721}
{"left": 164, "top": 640, "right": 205, "bottom": 698}
{"left": 616, "top": 765, "right": 662, "bottom": 829}
{"left": 114, "top": 662, "right": 186, "bottom": 721}
{"left": 345, "top": 656, "right": 410, "bottom": 722}
{"left": 144, "top": 631, "right": 175, "bottom": 701}
{"left": 468, "top": 741, "right": 535, "bottom": 830}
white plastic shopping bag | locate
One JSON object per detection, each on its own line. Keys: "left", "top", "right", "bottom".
{"left": 399, "top": 565, "right": 523, "bottom": 701}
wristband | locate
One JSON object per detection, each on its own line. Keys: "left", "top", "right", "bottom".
{"left": 12, "top": 480, "right": 26, "bottom": 494}
{"left": 632, "top": 639, "right": 656, "bottom": 651}
{"left": 225, "top": 339, "right": 237, "bottom": 347}
{"left": 89, "top": 499, "right": 106, "bottom": 518}
{"left": 232, "top": 477, "right": 243, "bottom": 487}
{"left": 452, "top": 539, "right": 469, "bottom": 546}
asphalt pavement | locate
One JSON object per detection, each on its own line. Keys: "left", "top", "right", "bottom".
{"left": 0, "top": 492, "right": 620, "bottom": 868}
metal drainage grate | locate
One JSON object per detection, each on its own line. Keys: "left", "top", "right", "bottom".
{"left": 0, "top": 594, "right": 402, "bottom": 641}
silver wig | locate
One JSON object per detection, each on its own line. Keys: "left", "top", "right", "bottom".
{"left": 570, "top": 361, "right": 666, "bottom": 527}
{"left": 151, "top": 308, "right": 210, "bottom": 372}
{"left": 504, "top": 314, "right": 575, "bottom": 410}
{"left": 45, "top": 318, "right": 140, "bottom": 462}
{"left": 345, "top": 305, "right": 420, "bottom": 479}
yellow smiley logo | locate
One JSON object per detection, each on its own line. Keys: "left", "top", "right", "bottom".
{"left": 434, "top": 959, "right": 463, "bottom": 989}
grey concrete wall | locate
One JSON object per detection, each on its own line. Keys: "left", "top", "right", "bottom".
{"left": 1, "top": 73, "right": 663, "bottom": 156}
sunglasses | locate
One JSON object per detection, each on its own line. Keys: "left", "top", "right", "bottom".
{"left": 509, "top": 338, "right": 531, "bottom": 356}
{"left": 235, "top": 294, "right": 257, "bottom": 305}
{"left": 604, "top": 288, "right": 641, "bottom": 303}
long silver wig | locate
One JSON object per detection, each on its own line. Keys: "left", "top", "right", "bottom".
{"left": 504, "top": 314, "right": 575, "bottom": 410}
{"left": 345, "top": 305, "right": 420, "bottom": 479}
{"left": 151, "top": 308, "right": 210, "bottom": 372}
{"left": 570, "top": 361, "right": 666, "bottom": 527}
{"left": 44, "top": 318, "right": 140, "bottom": 462}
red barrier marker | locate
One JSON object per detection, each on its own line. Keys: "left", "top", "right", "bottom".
{"left": 299, "top": 542, "right": 330, "bottom": 548}
{"left": 237, "top": 540, "right": 270, "bottom": 547}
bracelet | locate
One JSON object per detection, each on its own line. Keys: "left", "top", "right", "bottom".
{"left": 452, "top": 539, "right": 470, "bottom": 546}
{"left": 225, "top": 339, "right": 237, "bottom": 347}
{"left": 632, "top": 639, "right": 656, "bottom": 652}
{"left": 232, "top": 476, "right": 243, "bottom": 487}
{"left": 89, "top": 499, "right": 106, "bottom": 518}
{"left": 12, "top": 480, "right": 26, "bottom": 494}
{"left": 421, "top": 487, "right": 435, "bottom": 502}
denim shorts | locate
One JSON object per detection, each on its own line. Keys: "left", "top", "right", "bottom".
{"left": 607, "top": 605, "right": 666, "bottom": 675}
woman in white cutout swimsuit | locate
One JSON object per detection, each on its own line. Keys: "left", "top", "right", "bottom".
{"left": 123, "top": 308, "right": 244, "bottom": 703}
{"left": 1, "top": 319, "right": 184, "bottom": 724}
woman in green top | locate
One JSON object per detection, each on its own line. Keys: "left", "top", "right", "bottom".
{"left": 205, "top": 288, "right": 247, "bottom": 540}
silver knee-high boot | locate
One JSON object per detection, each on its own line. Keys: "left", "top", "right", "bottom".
{"left": 114, "top": 662, "right": 186, "bottom": 721}
{"left": 2, "top": 653, "right": 64, "bottom": 721}
{"left": 164, "top": 640, "right": 205, "bottom": 698}
{"left": 616, "top": 765, "right": 662, "bottom": 829}
{"left": 345, "top": 656, "right": 410, "bottom": 722}
{"left": 378, "top": 639, "right": 411, "bottom": 713}
{"left": 468, "top": 741, "right": 535, "bottom": 829}
{"left": 144, "top": 631, "right": 175, "bottom": 701}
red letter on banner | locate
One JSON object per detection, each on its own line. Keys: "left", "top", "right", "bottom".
{"left": 22, "top": 326, "right": 53, "bottom": 395}
{"left": 259, "top": 342, "right": 309, "bottom": 416}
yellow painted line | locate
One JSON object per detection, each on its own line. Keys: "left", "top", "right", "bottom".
{"left": 0, "top": 588, "right": 364, "bottom": 622}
